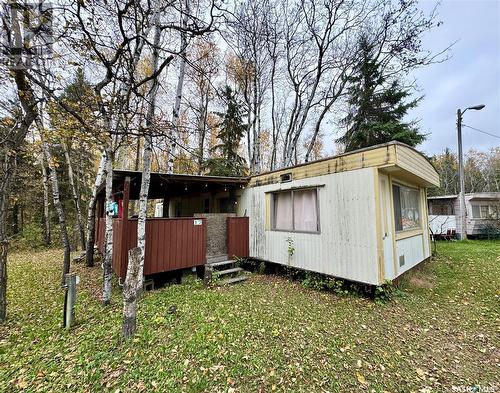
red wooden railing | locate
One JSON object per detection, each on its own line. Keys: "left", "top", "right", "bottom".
{"left": 96, "top": 217, "right": 106, "bottom": 253}
{"left": 96, "top": 217, "right": 207, "bottom": 279}
{"left": 227, "top": 217, "right": 249, "bottom": 259}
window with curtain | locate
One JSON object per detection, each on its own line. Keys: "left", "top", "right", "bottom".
{"left": 472, "top": 204, "right": 500, "bottom": 219}
{"left": 392, "top": 184, "right": 421, "bottom": 232}
{"left": 471, "top": 205, "right": 481, "bottom": 218}
{"left": 272, "top": 189, "right": 319, "bottom": 232}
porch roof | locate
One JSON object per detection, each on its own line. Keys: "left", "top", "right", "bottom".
{"left": 98, "top": 169, "right": 249, "bottom": 200}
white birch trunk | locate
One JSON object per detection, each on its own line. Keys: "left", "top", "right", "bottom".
{"left": 85, "top": 152, "right": 106, "bottom": 267}
{"left": 137, "top": 134, "right": 152, "bottom": 291}
{"left": 167, "top": 0, "right": 189, "bottom": 174}
{"left": 102, "top": 145, "right": 114, "bottom": 305}
{"left": 63, "top": 142, "right": 86, "bottom": 251}
{"left": 122, "top": 247, "right": 141, "bottom": 338}
{"left": 40, "top": 130, "right": 71, "bottom": 286}
{"left": 137, "top": 13, "right": 161, "bottom": 292}
{"left": 39, "top": 151, "right": 51, "bottom": 245}
{"left": 120, "top": 10, "right": 164, "bottom": 338}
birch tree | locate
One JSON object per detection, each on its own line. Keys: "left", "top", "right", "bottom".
{"left": 39, "top": 149, "right": 51, "bottom": 245}
{"left": 123, "top": 0, "right": 218, "bottom": 336}
{"left": 84, "top": 153, "right": 106, "bottom": 267}
{"left": 101, "top": 145, "right": 113, "bottom": 304}
{"left": 39, "top": 126, "right": 71, "bottom": 285}
{"left": 186, "top": 39, "right": 220, "bottom": 174}
{"left": 167, "top": 0, "right": 190, "bottom": 174}
{"left": 62, "top": 142, "right": 86, "bottom": 250}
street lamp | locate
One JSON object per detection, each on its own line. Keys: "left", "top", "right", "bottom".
{"left": 456, "top": 104, "right": 485, "bottom": 240}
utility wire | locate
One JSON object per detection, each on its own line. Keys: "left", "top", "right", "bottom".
{"left": 462, "top": 124, "right": 500, "bottom": 140}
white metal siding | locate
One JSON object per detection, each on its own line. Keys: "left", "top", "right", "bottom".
{"left": 240, "top": 168, "right": 380, "bottom": 285}
{"left": 395, "top": 235, "right": 425, "bottom": 275}
{"left": 454, "top": 195, "right": 500, "bottom": 235}
{"left": 429, "top": 215, "right": 456, "bottom": 235}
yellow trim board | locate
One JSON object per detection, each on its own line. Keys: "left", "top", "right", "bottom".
{"left": 373, "top": 168, "right": 385, "bottom": 284}
{"left": 395, "top": 229, "right": 423, "bottom": 241}
{"left": 248, "top": 143, "right": 439, "bottom": 188}
{"left": 265, "top": 193, "right": 271, "bottom": 230}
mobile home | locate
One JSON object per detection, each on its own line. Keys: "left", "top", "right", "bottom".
{"left": 428, "top": 193, "right": 500, "bottom": 238}
{"left": 239, "top": 141, "right": 440, "bottom": 285}
{"left": 96, "top": 142, "right": 440, "bottom": 286}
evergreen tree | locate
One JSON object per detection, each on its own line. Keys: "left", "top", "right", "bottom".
{"left": 205, "top": 86, "right": 247, "bottom": 176}
{"left": 337, "top": 36, "right": 425, "bottom": 152}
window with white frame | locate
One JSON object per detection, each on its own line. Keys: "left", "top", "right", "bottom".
{"left": 392, "top": 184, "right": 421, "bottom": 232}
{"left": 272, "top": 188, "right": 319, "bottom": 233}
{"left": 471, "top": 204, "right": 499, "bottom": 219}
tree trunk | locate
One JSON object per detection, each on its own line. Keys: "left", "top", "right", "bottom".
{"left": 167, "top": 0, "right": 189, "bottom": 174}
{"left": 0, "top": 57, "right": 40, "bottom": 322}
{"left": 85, "top": 152, "right": 107, "bottom": 267}
{"left": 134, "top": 136, "right": 141, "bottom": 171}
{"left": 102, "top": 146, "right": 114, "bottom": 305}
{"left": 40, "top": 152, "right": 51, "bottom": 245}
{"left": 137, "top": 13, "right": 161, "bottom": 291}
{"left": 196, "top": 92, "right": 209, "bottom": 175}
{"left": 0, "top": 152, "right": 16, "bottom": 323}
{"left": 63, "top": 142, "right": 86, "bottom": 251}
{"left": 305, "top": 99, "right": 334, "bottom": 162}
{"left": 122, "top": 247, "right": 141, "bottom": 339}
{"left": 251, "top": 74, "right": 260, "bottom": 174}
{"left": 269, "top": 59, "right": 278, "bottom": 171}
{"left": 136, "top": 134, "right": 152, "bottom": 291}
{"left": 41, "top": 134, "right": 71, "bottom": 286}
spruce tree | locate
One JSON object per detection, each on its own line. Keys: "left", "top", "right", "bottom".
{"left": 205, "top": 86, "right": 246, "bottom": 176}
{"left": 337, "top": 36, "right": 425, "bottom": 152}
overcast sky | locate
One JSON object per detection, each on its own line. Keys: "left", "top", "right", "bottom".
{"left": 410, "top": 0, "right": 500, "bottom": 156}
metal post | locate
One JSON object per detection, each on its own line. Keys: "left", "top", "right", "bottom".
{"left": 63, "top": 273, "right": 78, "bottom": 329}
{"left": 457, "top": 109, "right": 467, "bottom": 240}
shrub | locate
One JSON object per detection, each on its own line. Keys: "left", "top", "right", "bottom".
{"left": 374, "top": 280, "right": 395, "bottom": 304}
{"left": 12, "top": 223, "right": 45, "bottom": 250}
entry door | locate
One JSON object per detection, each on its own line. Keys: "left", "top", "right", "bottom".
{"left": 379, "top": 174, "right": 395, "bottom": 280}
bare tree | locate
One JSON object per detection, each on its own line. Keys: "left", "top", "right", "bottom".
{"left": 62, "top": 142, "right": 86, "bottom": 250}
{"left": 186, "top": 39, "right": 220, "bottom": 173}
{"left": 227, "top": 0, "right": 275, "bottom": 173}
{"left": 167, "top": 0, "right": 190, "bottom": 174}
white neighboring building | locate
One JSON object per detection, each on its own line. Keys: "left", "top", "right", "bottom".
{"left": 428, "top": 193, "right": 500, "bottom": 238}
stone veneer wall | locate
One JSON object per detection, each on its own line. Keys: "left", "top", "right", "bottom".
{"left": 194, "top": 213, "right": 236, "bottom": 257}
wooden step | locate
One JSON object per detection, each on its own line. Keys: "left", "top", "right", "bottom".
{"left": 217, "top": 267, "right": 243, "bottom": 276}
{"left": 219, "top": 275, "right": 248, "bottom": 285}
{"left": 206, "top": 254, "right": 228, "bottom": 264}
{"left": 208, "top": 259, "right": 235, "bottom": 268}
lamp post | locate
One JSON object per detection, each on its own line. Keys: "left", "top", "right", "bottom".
{"left": 456, "top": 104, "right": 485, "bottom": 240}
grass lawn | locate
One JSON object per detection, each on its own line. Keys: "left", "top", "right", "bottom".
{"left": 0, "top": 241, "right": 498, "bottom": 392}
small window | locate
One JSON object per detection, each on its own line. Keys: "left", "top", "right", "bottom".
{"left": 472, "top": 204, "right": 499, "bottom": 219}
{"left": 272, "top": 188, "right": 319, "bottom": 233}
{"left": 392, "top": 184, "right": 421, "bottom": 232}
{"left": 491, "top": 205, "right": 499, "bottom": 219}
{"left": 280, "top": 173, "right": 292, "bottom": 183}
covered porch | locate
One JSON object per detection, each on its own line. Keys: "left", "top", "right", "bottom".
{"left": 95, "top": 170, "right": 250, "bottom": 279}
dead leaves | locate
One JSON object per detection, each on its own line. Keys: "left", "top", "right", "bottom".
{"left": 356, "top": 371, "right": 367, "bottom": 385}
